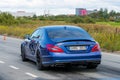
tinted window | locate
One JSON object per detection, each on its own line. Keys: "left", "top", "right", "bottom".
{"left": 31, "top": 29, "right": 43, "bottom": 39}
{"left": 47, "top": 28, "right": 91, "bottom": 39}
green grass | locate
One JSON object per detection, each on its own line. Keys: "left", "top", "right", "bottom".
{"left": 97, "top": 22, "right": 120, "bottom": 27}
{"left": 0, "top": 21, "right": 120, "bottom": 52}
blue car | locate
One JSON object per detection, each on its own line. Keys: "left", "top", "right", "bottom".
{"left": 21, "top": 25, "right": 101, "bottom": 70}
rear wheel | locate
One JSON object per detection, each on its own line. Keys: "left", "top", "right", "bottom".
{"left": 36, "top": 51, "right": 45, "bottom": 70}
{"left": 86, "top": 63, "right": 98, "bottom": 69}
{"left": 21, "top": 46, "right": 27, "bottom": 61}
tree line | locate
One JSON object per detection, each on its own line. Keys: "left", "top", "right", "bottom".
{"left": 38, "top": 8, "right": 120, "bottom": 23}
{"left": 89, "top": 8, "right": 120, "bottom": 22}
{"left": 0, "top": 8, "right": 120, "bottom": 25}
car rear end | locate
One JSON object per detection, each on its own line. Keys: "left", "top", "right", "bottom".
{"left": 42, "top": 26, "right": 101, "bottom": 67}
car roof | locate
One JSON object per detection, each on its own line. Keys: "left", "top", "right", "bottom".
{"left": 37, "top": 25, "right": 83, "bottom": 30}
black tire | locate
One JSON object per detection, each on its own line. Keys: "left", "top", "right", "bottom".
{"left": 36, "top": 51, "right": 45, "bottom": 70}
{"left": 21, "top": 46, "right": 27, "bottom": 61}
{"left": 86, "top": 64, "right": 98, "bottom": 69}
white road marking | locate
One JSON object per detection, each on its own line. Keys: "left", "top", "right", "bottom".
{"left": 25, "top": 72, "right": 38, "bottom": 78}
{"left": 9, "top": 65, "right": 19, "bottom": 70}
{"left": 0, "top": 61, "right": 5, "bottom": 64}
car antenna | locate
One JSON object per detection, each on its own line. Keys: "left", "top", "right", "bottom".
{"left": 64, "top": 26, "right": 67, "bottom": 30}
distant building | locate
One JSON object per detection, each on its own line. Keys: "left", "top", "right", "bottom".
{"left": 76, "top": 8, "right": 97, "bottom": 16}
{"left": 67, "top": 14, "right": 75, "bottom": 16}
{"left": 10, "top": 11, "right": 35, "bottom": 17}
{"left": 76, "top": 8, "right": 87, "bottom": 16}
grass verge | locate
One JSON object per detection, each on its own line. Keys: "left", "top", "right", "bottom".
{"left": 0, "top": 21, "right": 120, "bottom": 52}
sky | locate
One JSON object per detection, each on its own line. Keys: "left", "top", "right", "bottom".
{"left": 0, "top": 0, "right": 120, "bottom": 15}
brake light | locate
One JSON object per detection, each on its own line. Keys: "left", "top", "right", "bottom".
{"left": 91, "top": 44, "right": 100, "bottom": 52}
{"left": 46, "top": 44, "right": 64, "bottom": 53}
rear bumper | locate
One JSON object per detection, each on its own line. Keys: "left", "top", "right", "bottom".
{"left": 41, "top": 52, "right": 101, "bottom": 66}
{"left": 43, "top": 59, "right": 101, "bottom": 66}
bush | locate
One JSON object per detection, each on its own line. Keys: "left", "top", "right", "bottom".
{"left": 84, "top": 17, "right": 95, "bottom": 23}
{"left": 115, "top": 18, "right": 120, "bottom": 22}
{"left": 68, "top": 17, "right": 84, "bottom": 24}
{"left": 67, "top": 16, "right": 96, "bottom": 24}
{"left": 0, "top": 12, "right": 16, "bottom": 25}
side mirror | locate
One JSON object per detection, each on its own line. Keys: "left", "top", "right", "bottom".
{"left": 24, "top": 34, "right": 30, "bottom": 39}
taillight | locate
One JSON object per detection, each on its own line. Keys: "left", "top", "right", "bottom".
{"left": 46, "top": 44, "right": 64, "bottom": 53}
{"left": 91, "top": 44, "right": 100, "bottom": 52}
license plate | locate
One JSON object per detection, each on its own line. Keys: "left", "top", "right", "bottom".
{"left": 69, "top": 46, "right": 87, "bottom": 51}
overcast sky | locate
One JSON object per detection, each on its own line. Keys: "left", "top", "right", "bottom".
{"left": 0, "top": 0, "right": 120, "bottom": 15}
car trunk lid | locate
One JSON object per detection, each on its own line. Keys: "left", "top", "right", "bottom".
{"left": 54, "top": 39, "right": 96, "bottom": 54}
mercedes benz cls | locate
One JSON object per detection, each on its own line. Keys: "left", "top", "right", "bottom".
{"left": 21, "top": 25, "right": 101, "bottom": 70}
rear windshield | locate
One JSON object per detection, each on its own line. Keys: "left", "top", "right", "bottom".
{"left": 47, "top": 27, "right": 91, "bottom": 39}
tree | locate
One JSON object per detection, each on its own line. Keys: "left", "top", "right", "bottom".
{"left": 32, "top": 14, "right": 37, "bottom": 20}
{"left": 0, "top": 12, "right": 16, "bottom": 25}
{"left": 103, "top": 8, "right": 109, "bottom": 21}
{"left": 109, "top": 10, "right": 116, "bottom": 17}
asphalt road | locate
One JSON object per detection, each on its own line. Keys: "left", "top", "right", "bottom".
{"left": 0, "top": 36, "right": 120, "bottom": 80}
